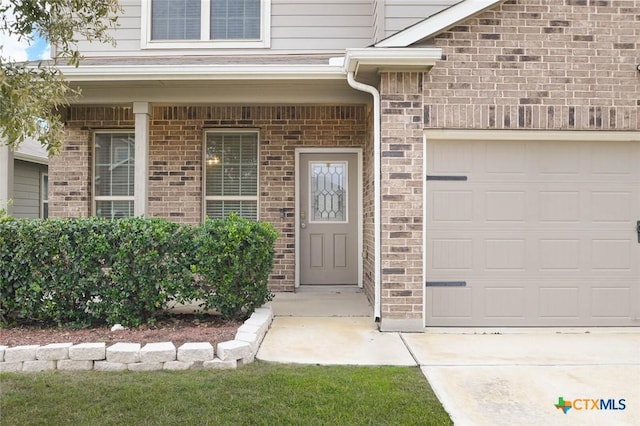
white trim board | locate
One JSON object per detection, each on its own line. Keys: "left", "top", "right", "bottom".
{"left": 425, "top": 129, "right": 640, "bottom": 142}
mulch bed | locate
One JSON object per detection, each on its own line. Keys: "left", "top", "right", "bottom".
{"left": 0, "top": 315, "right": 241, "bottom": 349}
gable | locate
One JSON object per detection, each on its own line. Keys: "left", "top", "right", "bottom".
{"left": 420, "top": 0, "right": 640, "bottom": 131}
{"left": 375, "top": 0, "right": 504, "bottom": 47}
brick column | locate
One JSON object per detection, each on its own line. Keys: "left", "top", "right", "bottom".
{"left": 379, "top": 71, "right": 425, "bottom": 332}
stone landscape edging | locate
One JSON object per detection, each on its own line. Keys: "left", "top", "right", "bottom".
{"left": 0, "top": 306, "right": 273, "bottom": 373}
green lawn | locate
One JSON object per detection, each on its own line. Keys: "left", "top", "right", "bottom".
{"left": 1, "top": 362, "right": 451, "bottom": 425}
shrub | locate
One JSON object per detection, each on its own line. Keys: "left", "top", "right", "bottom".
{"left": 194, "top": 215, "right": 277, "bottom": 320}
{"left": 0, "top": 216, "right": 277, "bottom": 327}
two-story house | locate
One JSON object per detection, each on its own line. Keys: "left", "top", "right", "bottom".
{"left": 48, "top": 0, "right": 640, "bottom": 331}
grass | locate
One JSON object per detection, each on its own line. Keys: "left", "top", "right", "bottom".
{"left": 0, "top": 362, "right": 451, "bottom": 425}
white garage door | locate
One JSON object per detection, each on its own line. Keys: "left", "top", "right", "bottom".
{"left": 426, "top": 136, "right": 640, "bottom": 326}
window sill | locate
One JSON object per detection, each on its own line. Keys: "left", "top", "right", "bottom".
{"left": 141, "top": 40, "right": 270, "bottom": 50}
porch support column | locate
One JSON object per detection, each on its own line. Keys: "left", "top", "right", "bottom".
{"left": 133, "top": 102, "right": 150, "bottom": 217}
{"left": 0, "top": 142, "right": 14, "bottom": 215}
{"left": 378, "top": 71, "right": 425, "bottom": 332}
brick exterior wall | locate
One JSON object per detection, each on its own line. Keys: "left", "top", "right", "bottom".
{"left": 377, "top": 0, "right": 639, "bottom": 324}
{"left": 49, "top": 106, "right": 135, "bottom": 218}
{"left": 379, "top": 72, "right": 425, "bottom": 320}
{"left": 51, "top": 105, "right": 368, "bottom": 293}
{"left": 421, "top": 0, "right": 640, "bottom": 130}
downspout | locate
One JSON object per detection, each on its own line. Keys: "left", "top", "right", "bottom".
{"left": 346, "top": 72, "right": 381, "bottom": 322}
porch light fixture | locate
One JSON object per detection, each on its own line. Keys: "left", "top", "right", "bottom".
{"left": 206, "top": 156, "right": 220, "bottom": 166}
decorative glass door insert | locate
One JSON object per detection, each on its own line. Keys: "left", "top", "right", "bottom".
{"left": 309, "top": 161, "right": 348, "bottom": 222}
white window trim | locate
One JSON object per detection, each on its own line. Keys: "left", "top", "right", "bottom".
{"left": 202, "top": 129, "right": 260, "bottom": 221}
{"left": 141, "top": 0, "right": 271, "bottom": 50}
{"left": 40, "top": 172, "right": 48, "bottom": 219}
{"left": 93, "top": 130, "right": 136, "bottom": 217}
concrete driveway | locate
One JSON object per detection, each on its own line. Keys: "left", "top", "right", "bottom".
{"left": 403, "top": 329, "right": 640, "bottom": 426}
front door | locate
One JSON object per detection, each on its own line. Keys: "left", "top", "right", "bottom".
{"left": 299, "top": 153, "right": 358, "bottom": 285}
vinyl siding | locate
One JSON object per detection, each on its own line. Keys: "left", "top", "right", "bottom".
{"left": 383, "top": 1, "right": 457, "bottom": 38}
{"left": 13, "top": 160, "right": 47, "bottom": 219}
{"left": 72, "top": 0, "right": 374, "bottom": 56}
{"left": 373, "top": 0, "right": 384, "bottom": 43}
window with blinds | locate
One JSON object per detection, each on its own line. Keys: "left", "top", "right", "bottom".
{"left": 204, "top": 132, "right": 258, "bottom": 220}
{"left": 150, "top": 0, "right": 262, "bottom": 42}
{"left": 211, "top": 0, "right": 260, "bottom": 40}
{"left": 94, "top": 132, "right": 135, "bottom": 219}
{"left": 151, "top": 0, "right": 201, "bottom": 40}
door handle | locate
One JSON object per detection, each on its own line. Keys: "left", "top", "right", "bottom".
{"left": 301, "top": 222, "right": 306, "bottom": 229}
{"left": 637, "top": 220, "right": 640, "bottom": 243}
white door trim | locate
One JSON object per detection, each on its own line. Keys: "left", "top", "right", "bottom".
{"left": 295, "top": 147, "right": 363, "bottom": 288}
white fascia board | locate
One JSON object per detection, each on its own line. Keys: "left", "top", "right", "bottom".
{"left": 14, "top": 152, "right": 48, "bottom": 165}
{"left": 59, "top": 64, "right": 347, "bottom": 82}
{"left": 375, "top": 0, "right": 504, "bottom": 48}
{"left": 344, "top": 48, "right": 442, "bottom": 73}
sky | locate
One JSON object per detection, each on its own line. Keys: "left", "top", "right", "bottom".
{"left": 0, "top": 0, "right": 51, "bottom": 61}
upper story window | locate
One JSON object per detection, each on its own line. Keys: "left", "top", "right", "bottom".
{"left": 142, "top": 0, "right": 271, "bottom": 49}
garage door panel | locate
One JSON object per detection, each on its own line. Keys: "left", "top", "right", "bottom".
{"left": 591, "top": 192, "right": 633, "bottom": 222}
{"left": 426, "top": 138, "right": 640, "bottom": 326}
{"left": 431, "top": 239, "right": 473, "bottom": 270}
{"left": 429, "top": 140, "right": 475, "bottom": 174}
{"left": 591, "top": 142, "right": 633, "bottom": 174}
{"left": 591, "top": 240, "right": 632, "bottom": 270}
{"left": 485, "top": 141, "right": 527, "bottom": 174}
{"left": 429, "top": 287, "right": 473, "bottom": 318}
{"left": 485, "top": 191, "right": 526, "bottom": 222}
{"left": 539, "top": 239, "right": 581, "bottom": 270}
{"left": 484, "top": 287, "right": 526, "bottom": 318}
{"left": 539, "top": 287, "right": 580, "bottom": 318}
{"left": 432, "top": 190, "right": 473, "bottom": 221}
{"left": 538, "top": 141, "right": 582, "bottom": 174}
{"left": 539, "top": 191, "right": 581, "bottom": 222}
{"left": 484, "top": 239, "right": 526, "bottom": 270}
{"left": 591, "top": 288, "right": 631, "bottom": 318}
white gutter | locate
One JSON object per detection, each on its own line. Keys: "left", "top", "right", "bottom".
{"left": 346, "top": 72, "right": 381, "bottom": 322}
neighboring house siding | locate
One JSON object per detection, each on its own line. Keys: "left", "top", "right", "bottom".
{"left": 12, "top": 160, "right": 47, "bottom": 219}
{"left": 383, "top": 1, "right": 458, "bottom": 39}
{"left": 421, "top": 0, "right": 639, "bottom": 130}
{"left": 73, "top": 0, "right": 374, "bottom": 56}
{"left": 51, "top": 105, "right": 369, "bottom": 294}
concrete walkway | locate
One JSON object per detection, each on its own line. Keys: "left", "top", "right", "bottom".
{"left": 257, "top": 292, "right": 640, "bottom": 425}
{"left": 257, "top": 316, "right": 415, "bottom": 366}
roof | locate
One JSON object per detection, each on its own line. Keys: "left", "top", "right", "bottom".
{"left": 375, "top": 0, "right": 504, "bottom": 48}
{"left": 15, "top": 138, "right": 48, "bottom": 164}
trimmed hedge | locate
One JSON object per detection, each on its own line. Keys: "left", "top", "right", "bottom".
{"left": 0, "top": 214, "right": 277, "bottom": 327}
